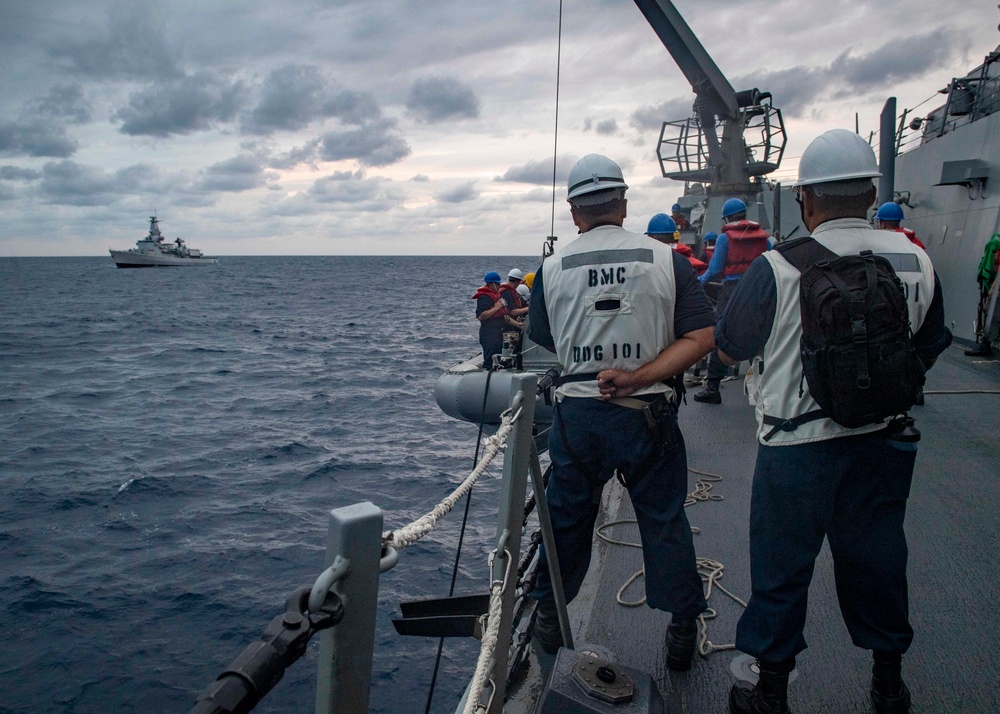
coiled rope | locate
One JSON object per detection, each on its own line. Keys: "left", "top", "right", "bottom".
{"left": 594, "top": 467, "right": 746, "bottom": 657}
{"left": 383, "top": 407, "right": 523, "bottom": 551}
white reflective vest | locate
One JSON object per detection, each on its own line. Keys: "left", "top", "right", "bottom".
{"left": 543, "top": 225, "right": 677, "bottom": 399}
{"left": 747, "top": 218, "right": 936, "bottom": 445}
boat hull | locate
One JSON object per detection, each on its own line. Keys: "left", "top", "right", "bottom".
{"left": 109, "top": 249, "right": 218, "bottom": 267}
{"left": 435, "top": 355, "right": 553, "bottom": 428}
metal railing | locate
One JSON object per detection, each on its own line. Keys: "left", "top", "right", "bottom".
{"left": 188, "top": 372, "right": 556, "bottom": 714}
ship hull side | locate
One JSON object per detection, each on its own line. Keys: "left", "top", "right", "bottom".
{"left": 109, "top": 249, "right": 218, "bottom": 268}
{"left": 894, "top": 115, "right": 1000, "bottom": 343}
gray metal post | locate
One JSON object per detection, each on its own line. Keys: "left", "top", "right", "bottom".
{"left": 529, "top": 439, "right": 574, "bottom": 651}
{"left": 483, "top": 373, "right": 536, "bottom": 714}
{"left": 879, "top": 97, "right": 897, "bottom": 207}
{"left": 315, "top": 501, "right": 383, "bottom": 714}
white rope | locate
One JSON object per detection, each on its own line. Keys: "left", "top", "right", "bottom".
{"left": 383, "top": 408, "right": 523, "bottom": 550}
{"left": 595, "top": 468, "right": 747, "bottom": 657}
{"left": 464, "top": 551, "right": 511, "bottom": 714}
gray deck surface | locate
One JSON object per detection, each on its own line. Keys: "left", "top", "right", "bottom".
{"left": 510, "top": 344, "right": 1000, "bottom": 713}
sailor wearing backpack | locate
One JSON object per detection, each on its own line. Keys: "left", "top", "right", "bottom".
{"left": 714, "top": 129, "right": 952, "bottom": 714}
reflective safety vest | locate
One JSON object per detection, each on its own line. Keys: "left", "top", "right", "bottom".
{"left": 746, "top": 218, "right": 935, "bottom": 445}
{"left": 721, "top": 220, "right": 769, "bottom": 277}
{"left": 542, "top": 225, "right": 677, "bottom": 399}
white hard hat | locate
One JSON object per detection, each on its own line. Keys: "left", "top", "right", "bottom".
{"left": 516, "top": 284, "right": 530, "bottom": 300}
{"left": 567, "top": 154, "right": 628, "bottom": 204}
{"left": 794, "top": 129, "right": 880, "bottom": 193}
{"left": 508, "top": 268, "right": 524, "bottom": 280}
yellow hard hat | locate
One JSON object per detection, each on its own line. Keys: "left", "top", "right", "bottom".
{"left": 524, "top": 272, "right": 535, "bottom": 288}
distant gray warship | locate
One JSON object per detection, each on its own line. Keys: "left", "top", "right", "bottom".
{"left": 109, "top": 216, "right": 217, "bottom": 268}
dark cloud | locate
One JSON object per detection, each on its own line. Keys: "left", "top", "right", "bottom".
{"left": 268, "top": 139, "right": 322, "bottom": 170}
{"left": 114, "top": 72, "right": 246, "bottom": 137}
{"left": 0, "top": 121, "right": 78, "bottom": 158}
{"left": 830, "top": 31, "right": 954, "bottom": 89}
{"left": 35, "top": 160, "right": 192, "bottom": 206}
{"left": 308, "top": 170, "right": 385, "bottom": 204}
{"left": 30, "top": 85, "right": 92, "bottom": 124}
{"left": 630, "top": 97, "right": 695, "bottom": 131}
{"left": 321, "top": 90, "right": 381, "bottom": 126}
{"left": 317, "top": 119, "right": 411, "bottom": 167}
{"left": 406, "top": 77, "right": 481, "bottom": 124}
{"left": 736, "top": 32, "right": 960, "bottom": 117}
{"left": 196, "top": 155, "right": 278, "bottom": 192}
{"left": 38, "top": 160, "right": 121, "bottom": 205}
{"left": 435, "top": 181, "right": 479, "bottom": 203}
{"left": 1, "top": 165, "right": 43, "bottom": 181}
{"left": 595, "top": 119, "right": 618, "bottom": 136}
{"left": 495, "top": 156, "right": 573, "bottom": 185}
{"left": 48, "top": 3, "right": 182, "bottom": 81}
{"left": 410, "top": 174, "right": 430, "bottom": 182}
{"left": 242, "top": 65, "right": 383, "bottom": 135}
{"left": 243, "top": 65, "right": 329, "bottom": 134}
{"left": 0, "top": 184, "right": 16, "bottom": 201}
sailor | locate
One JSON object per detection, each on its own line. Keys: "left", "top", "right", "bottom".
{"left": 646, "top": 213, "right": 708, "bottom": 274}
{"left": 515, "top": 283, "right": 531, "bottom": 303}
{"left": 701, "top": 231, "right": 718, "bottom": 263}
{"left": 874, "top": 202, "right": 926, "bottom": 249}
{"left": 527, "top": 154, "right": 716, "bottom": 670}
{"left": 498, "top": 269, "right": 530, "bottom": 321}
{"left": 714, "top": 129, "right": 952, "bottom": 714}
{"left": 694, "top": 197, "right": 771, "bottom": 404}
{"left": 671, "top": 202, "right": 691, "bottom": 230}
{"left": 473, "top": 271, "right": 518, "bottom": 369}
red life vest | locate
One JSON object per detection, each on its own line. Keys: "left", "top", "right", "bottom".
{"left": 498, "top": 282, "right": 525, "bottom": 309}
{"left": 673, "top": 243, "right": 708, "bottom": 274}
{"left": 895, "top": 227, "right": 926, "bottom": 250}
{"left": 721, "top": 220, "right": 769, "bottom": 276}
{"left": 473, "top": 285, "right": 508, "bottom": 317}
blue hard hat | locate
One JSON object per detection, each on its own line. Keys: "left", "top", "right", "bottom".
{"left": 722, "top": 198, "right": 747, "bottom": 218}
{"left": 875, "top": 201, "right": 905, "bottom": 221}
{"left": 646, "top": 213, "right": 677, "bottom": 235}
{"left": 671, "top": 203, "right": 682, "bottom": 212}
{"left": 703, "top": 231, "right": 718, "bottom": 242}
{"left": 484, "top": 271, "right": 501, "bottom": 283}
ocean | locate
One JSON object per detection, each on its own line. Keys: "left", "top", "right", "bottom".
{"left": 0, "top": 255, "right": 536, "bottom": 713}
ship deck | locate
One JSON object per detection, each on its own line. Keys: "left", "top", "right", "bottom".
{"left": 509, "top": 343, "right": 1000, "bottom": 713}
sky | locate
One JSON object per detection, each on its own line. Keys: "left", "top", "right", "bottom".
{"left": 1, "top": 0, "right": 997, "bottom": 257}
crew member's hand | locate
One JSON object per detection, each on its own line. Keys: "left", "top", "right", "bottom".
{"left": 597, "top": 369, "right": 640, "bottom": 399}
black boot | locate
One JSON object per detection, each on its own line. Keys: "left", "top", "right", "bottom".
{"left": 964, "top": 340, "right": 993, "bottom": 357}
{"left": 694, "top": 379, "right": 722, "bottom": 404}
{"left": 665, "top": 618, "right": 698, "bottom": 671}
{"left": 871, "top": 651, "right": 911, "bottom": 714}
{"left": 729, "top": 659, "right": 793, "bottom": 714}
{"left": 531, "top": 599, "right": 563, "bottom": 654}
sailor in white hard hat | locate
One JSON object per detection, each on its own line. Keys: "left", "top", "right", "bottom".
{"left": 499, "top": 268, "right": 529, "bottom": 320}
{"left": 714, "top": 129, "right": 952, "bottom": 714}
{"left": 526, "top": 154, "right": 716, "bottom": 669}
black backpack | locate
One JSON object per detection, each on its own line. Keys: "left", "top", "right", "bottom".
{"left": 765, "top": 236, "right": 925, "bottom": 437}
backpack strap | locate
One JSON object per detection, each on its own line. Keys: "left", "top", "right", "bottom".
{"left": 761, "top": 410, "right": 827, "bottom": 441}
{"left": 774, "top": 235, "right": 837, "bottom": 271}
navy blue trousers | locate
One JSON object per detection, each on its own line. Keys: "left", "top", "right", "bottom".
{"left": 531, "top": 397, "right": 706, "bottom": 620}
{"left": 735, "top": 431, "right": 916, "bottom": 661}
{"left": 706, "top": 280, "right": 738, "bottom": 380}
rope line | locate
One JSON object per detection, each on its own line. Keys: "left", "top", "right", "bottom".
{"left": 464, "top": 550, "right": 512, "bottom": 714}
{"left": 384, "top": 407, "right": 523, "bottom": 550}
{"left": 594, "top": 468, "right": 747, "bottom": 655}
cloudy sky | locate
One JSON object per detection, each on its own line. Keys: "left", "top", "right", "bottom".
{"left": 1, "top": 0, "right": 996, "bottom": 257}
